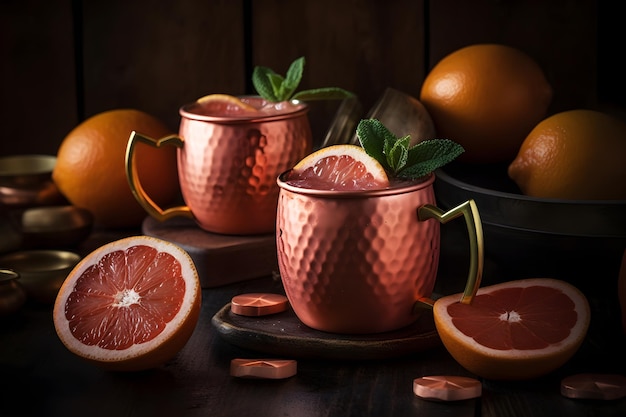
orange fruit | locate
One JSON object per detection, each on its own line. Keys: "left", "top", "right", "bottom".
{"left": 433, "top": 278, "right": 590, "bottom": 381}
{"left": 53, "top": 235, "right": 201, "bottom": 372}
{"left": 420, "top": 44, "right": 553, "bottom": 164}
{"left": 286, "top": 144, "right": 389, "bottom": 190}
{"left": 508, "top": 109, "right": 626, "bottom": 200}
{"left": 52, "top": 109, "right": 179, "bottom": 229}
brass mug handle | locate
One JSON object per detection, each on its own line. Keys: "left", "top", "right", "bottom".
{"left": 417, "top": 199, "right": 484, "bottom": 306}
{"left": 125, "top": 131, "right": 194, "bottom": 221}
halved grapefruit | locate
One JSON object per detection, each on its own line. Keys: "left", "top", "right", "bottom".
{"left": 53, "top": 236, "right": 201, "bottom": 371}
{"left": 433, "top": 278, "right": 590, "bottom": 380}
{"left": 286, "top": 144, "right": 389, "bottom": 190}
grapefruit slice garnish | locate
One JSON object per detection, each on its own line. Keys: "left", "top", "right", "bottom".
{"left": 286, "top": 144, "right": 389, "bottom": 191}
{"left": 53, "top": 236, "right": 201, "bottom": 372}
{"left": 433, "top": 278, "right": 590, "bottom": 381}
{"left": 196, "top": 93, "right": 258, "bottom": 114}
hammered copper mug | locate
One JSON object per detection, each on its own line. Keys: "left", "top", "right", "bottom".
{"left": 276, "top": 173, "right": 483, "bottom": 334}
{"left": 126, "top": 97, "right": 312, "bottom": 235}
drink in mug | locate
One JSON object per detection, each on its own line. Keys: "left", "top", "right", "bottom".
{"left": 126, "top": 96, "right": 313, "bottom": 235}
{"left": 275, "top": 151, "right": 483, "bottom": 334}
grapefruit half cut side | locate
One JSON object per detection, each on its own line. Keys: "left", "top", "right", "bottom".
{"left": 433, "top": 278, "right": 590, "bottom": 380}
{"left": 53, "top": 235, "right": 201, "bottom": 371}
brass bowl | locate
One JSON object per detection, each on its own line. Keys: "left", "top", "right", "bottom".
{"left": 0, "top": 250, "right": 81, "bottom": 305}
{"left": 0, "top": 155, "right": 65, "bottom": 208}
{"left": 17, "top": 205, "right": 94, "bottom": 249}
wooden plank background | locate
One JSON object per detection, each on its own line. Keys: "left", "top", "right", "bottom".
{"left": 0, "top": 0, "right": 615, "bottom": 158}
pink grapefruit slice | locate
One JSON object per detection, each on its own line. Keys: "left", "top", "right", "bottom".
{"left": 286, "top": 144, "right": 389, "bottom": 190}
{"left": 433, "top": 278, "right": 590, "bottom": 380}
{"left": 53, "top": 236, "right": 201, "bottom": 371}
{"left": 196, "top": 93, "right": 258, "bottom": 115}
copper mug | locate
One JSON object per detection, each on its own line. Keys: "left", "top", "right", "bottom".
{"left": 276, "top": 173, "right": 483, "bottom": 334}
{"left": 126, "top": 97, "right": 312, "bottom": 235}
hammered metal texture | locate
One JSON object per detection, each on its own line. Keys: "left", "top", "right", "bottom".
{"left": 178, "top": 107, "right": 312, "bottom": 235}
{"left": 277, "top": 175, "right": 440, "bottom": 334}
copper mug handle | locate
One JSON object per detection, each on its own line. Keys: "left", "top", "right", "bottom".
{"left": 125, "top": 131, "right": 194, "bottom": 221}
{"left": 417, "top": 199, "right": 484, "bottom": 307}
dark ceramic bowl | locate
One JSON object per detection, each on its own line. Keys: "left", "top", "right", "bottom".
{"left": 433, "top": 161, "right": 626, "bottom": 298}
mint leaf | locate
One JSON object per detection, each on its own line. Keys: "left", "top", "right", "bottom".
{"left": 252, "top": 66, "right": 279, "bottom": 101}
{"left": 357, "top": 119, "right": 464, "bottom": 180}
{"left": 252, "top": 57, "right": 354, "bottom": 102}
{"left": 356, "top": 118, "right": 392, "bottom": 163}
{"left": 398, "top": 139, "right": 464, "bottom": 179}
{"left": 268, "top": 73, "right": 285, "bottom": 100}
{"left": 283, "top": 57, "right": 304, "bottom": 99}
{"left": 387, "top": 136, "right": 410, "bottom": 172}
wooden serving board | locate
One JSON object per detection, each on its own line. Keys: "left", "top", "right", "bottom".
{"left": 211, "top": 302, "right": 441, "bottom": 360}
{"left": 142, "top": 216, "right": 278, "bottom": 288}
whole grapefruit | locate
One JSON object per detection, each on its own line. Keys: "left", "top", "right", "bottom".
{"left": 420, "top": 44, "right": 553, "bottom": 164}
{"left": 508, "top": 109, "right": 626, "bottom": 200}
{"left": 53, "top": 109, "right": 179, "bottom": 228}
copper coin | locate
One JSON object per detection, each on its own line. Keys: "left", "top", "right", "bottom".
{"left": 231, "top": 293, "right": 289, "bottom": 316}
{"left": 413, "top": 375, "right": 482, "bottom": 401}
{"left": 230, "top": 358, "right": 297, "bottom": 379}
{"left": 561, "top": 373, "right": 626, "bottom": 400}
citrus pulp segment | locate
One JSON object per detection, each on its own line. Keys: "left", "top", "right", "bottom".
{"left": 287, "top": 144, "right": 389, "bottom": 190}
{"left": 53, "top": 236, "right": 201, "bottom": 371}
{"left": 433, "top": 278, "right": 590, "bottom": 380}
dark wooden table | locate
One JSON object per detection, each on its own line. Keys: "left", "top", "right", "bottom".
{"left": 1, "top": 227, "right": 625, "bottom": 417}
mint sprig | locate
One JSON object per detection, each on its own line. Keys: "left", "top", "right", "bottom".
{"left": 357, "top": 119, "right": 464, "bottom": 180}
{"left": 252, "top": 57, "right": 354, "bottom": 102}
